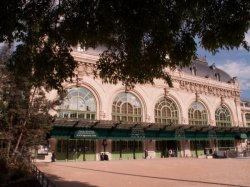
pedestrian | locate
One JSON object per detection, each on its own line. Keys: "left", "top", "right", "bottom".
{"left": 172, "top": 149, "right": 176, "bottom": 157}
{"left": 100, "top": 153, "right": 104, "bottom": 161}
{"left": 51, "top": 152, "right": 56, "bottom": 162}
{"left": 168, "top": 149, "right": 173, "bottom": 157}
{"left": 144, "top": 149, "right": 148, "bottom": 159}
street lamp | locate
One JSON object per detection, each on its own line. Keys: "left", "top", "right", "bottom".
{"left": 102, "top": 139, "right": 108, "bottom": 160}
{"left": 102, "top": 139, "right": 107, "bottom": 154}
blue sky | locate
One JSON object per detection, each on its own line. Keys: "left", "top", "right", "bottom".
{"left": 197, "top": 31, "right": 250, "bottom": 100}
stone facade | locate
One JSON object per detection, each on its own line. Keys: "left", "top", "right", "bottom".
{"left": 47, "top": 48, "right": 249, "bottom": 160}
{"left": 67, "top": 49, "right": 243, "bottom": 126}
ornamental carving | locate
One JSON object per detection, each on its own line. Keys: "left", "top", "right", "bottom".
{"left": 78, "top": 62, "right": 96, "bottom": 76}
{"left": 175, "top": 79, "right": 240, "bottom": 99}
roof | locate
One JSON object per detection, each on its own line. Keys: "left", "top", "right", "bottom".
{"left": 182, "top": 58, "right": 233, "bottom": 83}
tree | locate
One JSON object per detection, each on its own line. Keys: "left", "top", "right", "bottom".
{"left": 0, "top": 45, "right": 13, "bottom": 162}
{"left": 0, "top": 0, "right": 250, "bottom": 88}
{"left": 0, "top": 45, "right": 63, "bottom": 164}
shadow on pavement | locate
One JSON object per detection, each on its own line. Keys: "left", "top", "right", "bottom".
{"left": 45, "top": 172, "right": 99, "bottom": 187}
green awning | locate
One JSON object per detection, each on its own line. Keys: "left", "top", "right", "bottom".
{"left": 50, "top": 121, "right": 249, "bottom": 141}
{"left": 50, "top": 128, "right": 71, "bottom": 139}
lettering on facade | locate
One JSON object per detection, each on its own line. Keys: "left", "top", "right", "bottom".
{"left": 130, "top": 127, "right": 145, "bottom": 138}
{"left": 208, "top": 130, "right": 217, "bottom": 140}
{"left": 175, "top": 129, "right": 185, "bottom": 139}
{"left": 75, "top": 130, "right": 97, "bottom": 138}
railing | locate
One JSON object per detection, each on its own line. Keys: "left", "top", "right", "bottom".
{"left": 32, "top": 164, "right": 56, "bottom": 187}
{"left": 226, "top": 150, "right": 238, "bottom": 158}
{"left": 244, "top": 150, "right": 250, "bottom": 157}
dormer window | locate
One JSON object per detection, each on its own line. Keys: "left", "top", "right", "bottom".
{"left": 215, "top": 72, "right": 220, "bottom": 81}
{"left": 190, "top": 65, "right": 197, "bottom": 76}
{"left": 210, "top": 63, "right": 216, "bottom": 70}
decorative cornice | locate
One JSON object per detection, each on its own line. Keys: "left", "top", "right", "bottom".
{"left": 77, "top": 61, "right": 96, "bottom": 76}
{"left": 173, "top": 79, "right": 240, "bottom": 99}
{"left": 71, "top": 51, "right": 99, "bottom": 64}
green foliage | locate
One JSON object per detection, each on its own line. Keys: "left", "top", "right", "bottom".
{"left": 0, "top": 157, "right": 8, "bottom": 173}
{"left": 0, "top": 0, "right": 250, "bottom": 87}
{"left": 9, "top": 169, "right": 26, "bottom": 182}
{"left": 0, "top": 157, "right": 8, "bottom": 185}
{"left": 0, "top": 156, "right": 34, "bottom": 186}
{"left": 0, "top": 45, "right": 64, "bottom": 166}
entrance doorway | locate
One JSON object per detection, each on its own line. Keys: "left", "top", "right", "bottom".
{"left": 56, "top": 139, "right": 96, "bottom": 161}
{"left": 155, "top": 140, "right": 178, "bottom": 158}
{"left": 190, "top": 140, "right": 210, "bottom": 157}
{"left": 111, "top": 140, "right": 143, "bottom": 160}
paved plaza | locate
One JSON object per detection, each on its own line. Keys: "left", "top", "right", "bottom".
{"left": 36, "top": 158, "right": 250, "bottom": 187}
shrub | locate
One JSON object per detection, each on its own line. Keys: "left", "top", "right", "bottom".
{"left": 0, "top": 157, "right": 8, "bottom": 185}
{"left": 0, "top": 157, "right": 8, "bottom": 173}
{"left": 9, "top": 161, "right": 32, "bottom": 182}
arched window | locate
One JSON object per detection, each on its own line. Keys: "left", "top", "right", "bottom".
{"left": 112, "top": 92, "right": 142, "bottom": 122}
{"left": 188, "top": 102, "right": 208, "bottom": 125}
{"left": 215, "top": 105, "right": 231, "bottom": 127}
{"left": 155, "top": 97, "right": 179, "bottom": 124}
{"left": 245, "top": 113, "right": 250, "bottom": 127}
{"left": 59, "top": 87, "right": 96, "bottom": 119}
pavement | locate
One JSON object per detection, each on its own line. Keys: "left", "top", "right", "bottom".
{"left": 35, "top": 158, "right": 250, "bottom": 187}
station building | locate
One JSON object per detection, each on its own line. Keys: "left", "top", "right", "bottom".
{"left": 48, "top": 47, "right": 250, "bottom": 161}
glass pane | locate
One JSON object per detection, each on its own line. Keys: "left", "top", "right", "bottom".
{"left": 70, "top": 113, "right": 77, "bottom": 118}
{"left": 155, "top": 97, "right": 179, "bottom": 124}
{"left": 78, "top": 113, "right": 85, "bottom": 118}
{"left": 188, "top": 101, "right": 207, "bottom": 125}
{"left": 215, "top": 105, "right": 231, "bottom": 126}
{"left": 59, "top": 86, "right": 96, "bottom": 119}
{"left": 112, "top": 92, "right": 142, "bottom": 122}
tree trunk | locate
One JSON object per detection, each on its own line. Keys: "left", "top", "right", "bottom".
{"left": 6, "top": 140, "right": 11, "bottom": 163}
{"left": 14, "top": 121, "right": 26, "bottom": 153}
{"left": 13, "top": 87, "right": 37, "bottom": 162}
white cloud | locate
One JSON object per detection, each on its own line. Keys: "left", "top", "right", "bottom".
{"left": 240, "top": 80, "right": 250, "bottom": 90}
{"left": 217, "top": 61, "right": 250, "bottom": 90}
{"left": 245, "top": 30, "right": 250, "bottom": 44}
{"left": 238, "top": 30, "right": 250, "bottom": 50}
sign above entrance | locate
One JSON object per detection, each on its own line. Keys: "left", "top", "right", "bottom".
{"left": 175, "top": 129, "right": 185, "bottom": 140}
{"left": 208, "top": 130, "right": 217, "bottom": 140}
{"left": 74, "top": 130, "right": 97, "bottom": 138}
{"left": 235, "top": 133, "right": 247, "bottom": 139}
{"left": 130, "top": 127, "right": 145, "bottom": 138}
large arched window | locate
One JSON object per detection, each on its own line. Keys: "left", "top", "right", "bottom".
{"left": 112, "top": 92, "right": 142, "bottom": 122}
{"left": 245, "top": 113, "right": 250, "bottom": 127}
{"left": 188, "top": 102, "right": 208, "bottom": 125}
{"left": 155, "top": 97, "right": 179, "bottom": 124}
{"left": 59, "top": 87, "right": 96, "bottom": 119}
{"left": 215, "top": 105, "right": 231, "bottom": 127}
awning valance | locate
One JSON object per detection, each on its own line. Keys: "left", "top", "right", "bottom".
{"left": 50, "top": 119, "right": 250, "bottom": 140}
